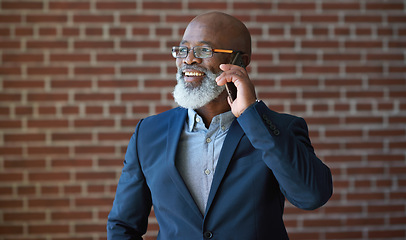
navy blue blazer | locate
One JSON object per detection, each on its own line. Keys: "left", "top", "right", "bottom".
{"left": 107, "top": 101, "right": 333, "bottom": 240}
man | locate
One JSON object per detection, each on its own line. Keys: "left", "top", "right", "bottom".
{"left": 107, "top": 12, "right": 332, "bottom": 240}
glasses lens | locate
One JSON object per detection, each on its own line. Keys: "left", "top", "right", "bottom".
{"left": 194, "top": 47, "right": 213, "bottom": 58}
{"left": 172, "top": 46, "right": 188, "bottom": 58}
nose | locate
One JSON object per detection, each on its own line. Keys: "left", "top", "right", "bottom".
{"left": 183, "top": 49, "right": 202, "bottom": 65}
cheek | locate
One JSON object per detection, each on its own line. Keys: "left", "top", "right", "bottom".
{"left": 204, "top": 58, "right": 226, "bottom": 74}
{"left": 176, "top": 58, "right": 182, "bottom": 68}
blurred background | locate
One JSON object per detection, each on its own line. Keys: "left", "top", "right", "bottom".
{"left": 0, "top": 0, "right": 405, "bottom": 239}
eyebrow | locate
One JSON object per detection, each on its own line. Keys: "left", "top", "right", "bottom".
{"left": 180, "top": 40, "right": 214, "bottom": 46}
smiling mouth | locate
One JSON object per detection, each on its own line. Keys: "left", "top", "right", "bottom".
{"left": 183, "top": 71, "right": 205, "bottom": 77}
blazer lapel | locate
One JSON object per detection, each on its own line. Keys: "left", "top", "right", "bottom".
{"left": 165, "top": 108, "right": 203, "bottom": 219}
{"left": 204, "top": 119, "right": 245, "bottom": 216}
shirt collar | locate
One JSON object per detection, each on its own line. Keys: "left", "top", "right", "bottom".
{"left": 187, "top": 108, "right": 235, "bottom": 132}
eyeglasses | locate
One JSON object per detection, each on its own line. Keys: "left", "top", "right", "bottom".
{"left": 172, "top": 46, "right": 239, "bottom": 59}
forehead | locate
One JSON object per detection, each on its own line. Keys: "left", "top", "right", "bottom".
{"left": 181, "top": 21, "right": 229, "bottom": 48}
{"left": 180, "top": 40, "right": 214, "bottom": 47}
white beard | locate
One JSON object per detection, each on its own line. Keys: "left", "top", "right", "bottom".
{"left": 173, "top": 66, "right": 225, "bottom": 109}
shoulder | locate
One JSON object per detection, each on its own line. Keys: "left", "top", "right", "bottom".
{"left": 254, "top": 101, "right": 303, "bottom": 126}
{"left": 136, "top": 107, "right": 187, "bottom": 132}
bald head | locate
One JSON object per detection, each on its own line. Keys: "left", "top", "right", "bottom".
{"left": 183, "top": 12, "right": 252, "bottom": 64}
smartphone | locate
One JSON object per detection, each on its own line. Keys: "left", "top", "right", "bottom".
{"left": 226, "top": 52, "right": 245, "bottom": 102}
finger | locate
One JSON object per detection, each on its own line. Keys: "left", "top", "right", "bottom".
{"left": 220, "top": 63, "right": 245, "bottom": 72}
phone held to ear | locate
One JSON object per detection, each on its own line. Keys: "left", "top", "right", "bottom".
{"left": 225, "top": 52, "right": 245, "bottom": 103}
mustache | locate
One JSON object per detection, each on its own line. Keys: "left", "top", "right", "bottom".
{"left": 179, "top": 65, "right": 209, "bottom": 74}
{"left": 177, "top": 65, "right": 222, "bottom": 80}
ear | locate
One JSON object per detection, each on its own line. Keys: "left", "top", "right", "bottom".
{"left": 242, "top": 53, "right": 250, "bottom": 67}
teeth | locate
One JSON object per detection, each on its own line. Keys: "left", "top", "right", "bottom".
{"left": 184, "top": 72, "right": 204, "bottom": 77}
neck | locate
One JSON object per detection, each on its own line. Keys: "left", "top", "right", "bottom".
{"left": 195, "top": 91, "right": 230, "bottom": 128}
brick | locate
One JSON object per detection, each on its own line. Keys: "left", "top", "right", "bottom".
{"left": 26, "top": 14, "right": 67, "bottom": 23}
{"left": 74, "top": 67, "right": 115, "bottom": 75}
{"left": 347, "top": 192, "right": 385, "bottom": 201}
{"left": 0, "top": 200, "right": 23, "bottom": 209}
{"left": 74, "top": 119, "right": 115, "bottom": 127}
{"left": 51, "top": 158, "right": 93, "bottom": 168}
{"left": 4, "top": 159, "right": 46, "bottom": 169}
{"left": 366, "top": 3, "right": 404, "bottom": 10}
{"left": 27, "top": 93, "right": 68, "bottom": 102}
{"left": 51, "top": 133, "right": 92, "bottom": 141}
{"left": 278, "top": 2, "right": 315, "bottom": 10}
{"left": 257, "top": 40, "right": 295, "bottom": 48}
{"left": 0, "top": 146, "right": 23, "bottom": 156}
{"left": 0, "top": 225, "right": 23, "bottom": 234}
{"left": 0, "top": 41, "right": 20, "bottom": 49}
{"left": 345, "top": 40, "right": 382, "bottom": 48}
{"left": 4, "top": 80, "right": 44, "bottom": 89}
{"left": 73, "top": 15, "right": 114, "bottom": 23}
{"left": 52, "top": 211, "right": 92, "bottom": 220}
{"left": 280, "top": 53, "right": 317, "bottom": 61}
{"left": 166, "top": 15, "right": 196, "bottom": 23}
{"left": 0, "top": 28, "right": 10, "bottom": 36}
{"left": 27, "top": 67, "right": 68, "bottom": 75}
{"left": 345, "top": 15, "right": 382, "bottom": 23}
{"left": 109, "top": 27, "right": 127, "bottom": 36}
{"left": 96, "top": 1, "right": 136, "bottom": 10}
{"left": 50, "top": 53, "right": 90, "bottom": 62}
{"left": 233, "top": 2, "right": 272, "bottom": 10}
{"left": 258, "top": 65, "right": 296, "bottom": 73}
{"left": 49, "top": 2, "right": 89, "bottom": 10}
{"left": 3, "top": 53, "right": 44, "bottom": 63}
{"left": 121, "top": 66, "right": 161, "bottom": 74}
{"left": 27, "top": 40, "right": 68, "bottom": 49}
{"left": 143, "top": 2, "right": 182, "bottom": 9}
{"left": 121, "top": 40, "right": 160, "bottom": 48}
{"left": 368, "top": 230, "right": 405, "bottom": 239}
{"left": 322, "top": 3, "right": 360, "bottom": 10}
{"left": 85, "top": 106, "right": 103, "bottom": 114}
{"left": 4, "top": 212, "right": 46, "bottom": 221}
{"left": 326, "top": 231, "right": 363, "bottom": 239}
{"left": 51, "top": 79, "right": 92, "bottom": 89}
{"left": 75, "top": 223, "right": 107, "bottom": 233}
{"left": 62, "top": 27, "right": 80, "bottom": 36}
{"left": 29, "top": 172, "right": 70, "bottom": 181}
{"left": 0, "top": 172, "right": 24, "bottom": 181}
{"left": 29, "top": 198, "right": 70, "bottom": 208}
{"left": 346, "top": 90, "right": 384, "bottom": 99}
{"left": 0, "top": 67, "right": 21, "bottom": 75}
{"left": 15, "top": 27, "right": 34, "bottom": 36}
{"left": 0, "top": 120, "right": 22, "bottom": 128}
{"left": 75, "top": 171, "right": 116, "bottom": 180}
{"left": 75, "top": 146, "right": 115, "bottom": 155}
{"left": 0, "top": 14, "right": 21, "bottom": 23}
{"left": 301, "top": 15, "right": 338, "bottom": 23}
{"left": 2, "top": 1, "right": 43, "bottom": 9}
{"left": 74, "top": 41, "right": 114, "bottom": 49}
{"left": 132, "top": 27, "right": 150, "bottom": 35}
{"left": 98, "top": 79, "right": 139, "bottom": 88}
{"left": 98, "top": 132, "right": 131, "bottom": 141}
{"left": 120, "top": 15, "right": 160, "bottom": 23}
{"left": 144, "top": 80, "right": 175, "bottom": 88}
{"left": 75, "top": 197, "right": 113, "bottom": 207}
{"left": 27, "top": 146, "right": 69, "bottom": 155}
{"left": 256, "top": 15, "right": 295, "bottom": 23}
{"left": 97, "top": 53, "right": 137, "bottom": 62}
{"left": 302, "top": 65, "right": 340, "bottom": 74}
{"left": 74, "top": 93, "right": 115, "bottom": 101}
{"left": 28, "top": 225, "right": 69, "bottom": 234}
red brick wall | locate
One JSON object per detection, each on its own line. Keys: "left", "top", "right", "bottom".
{"left": 1, "top": 1, "right": 405, "bottom": 239}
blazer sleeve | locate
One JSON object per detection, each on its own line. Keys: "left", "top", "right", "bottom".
{"left": 107, "top": 119, "right": 152, "bottom": 239}
{"left": 237, "top": 101, "right": 333, "bottom": 210}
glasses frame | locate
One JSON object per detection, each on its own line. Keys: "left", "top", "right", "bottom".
{"left": 172, "top": 46, "right": 240, "bottom": 59}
